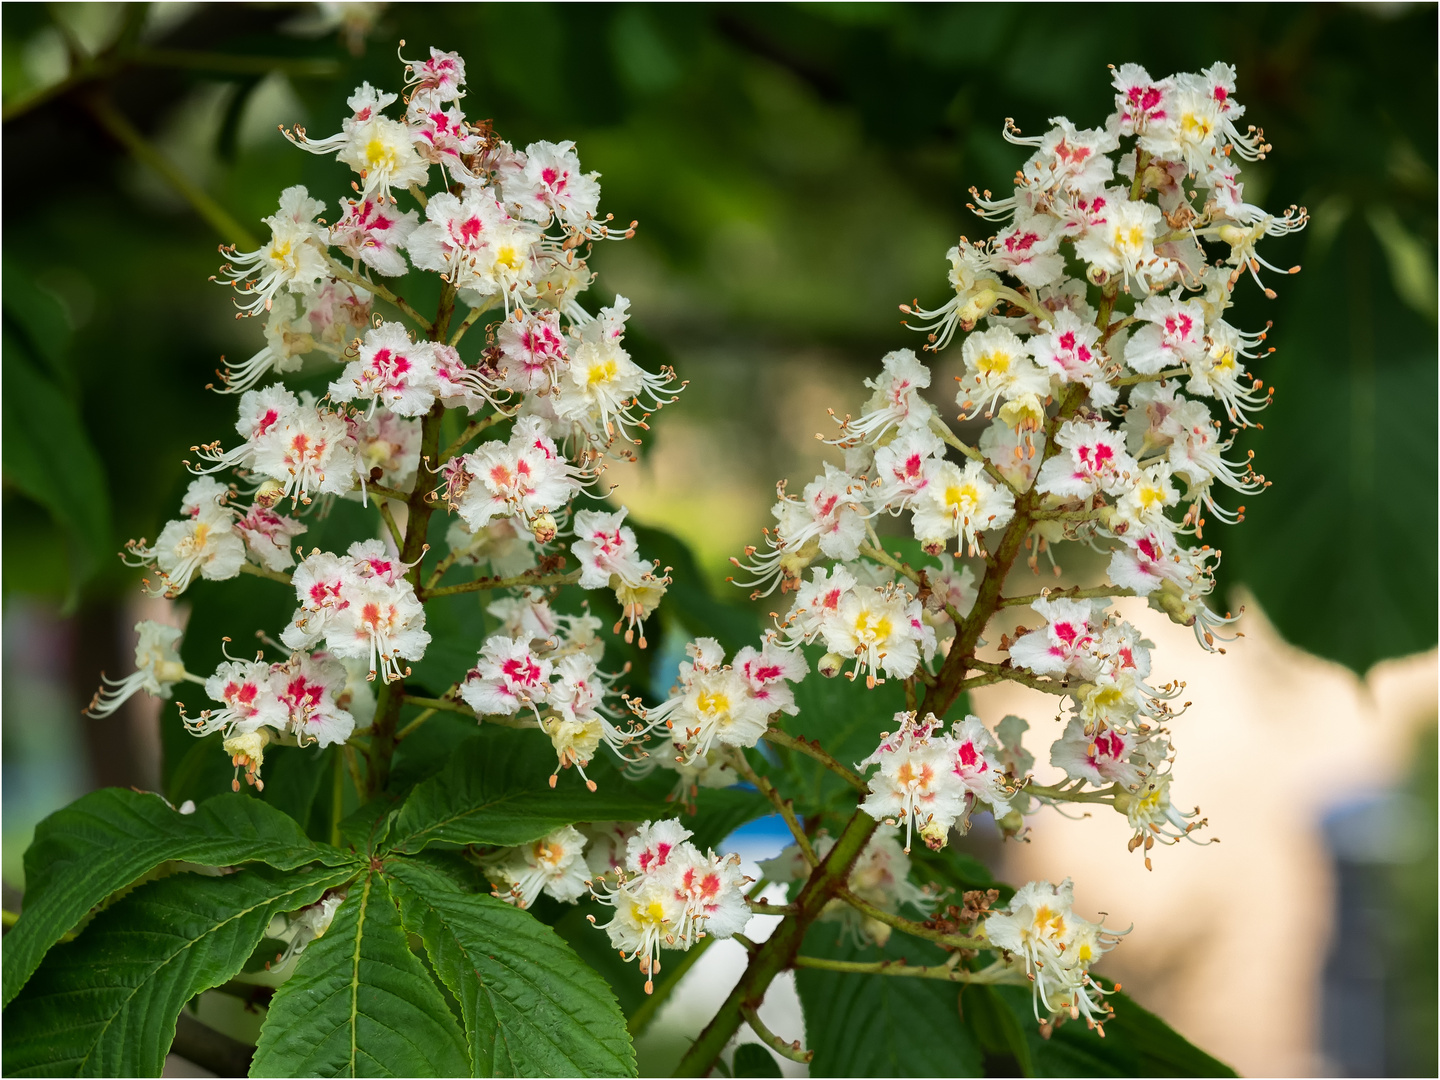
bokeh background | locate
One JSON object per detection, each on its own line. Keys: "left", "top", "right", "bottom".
{"left": 2, "top": 3, "right": 1435, "bottom": 1076}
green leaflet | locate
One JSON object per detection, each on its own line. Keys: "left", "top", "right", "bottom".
{"left": 968, "top": 984, "right": 1237, "bottom": 1078}
{"left": 388, "top": 860, "right": 636, "bottom": 1078}
{"left": 732, "top": 1043, "right": 783, "bottom": 1077}
{"left": 2, "top": 865, "right": 351, "bottom": 1078}
{"left": 250, "top": 872, "right": 470, "bottom": 1078}
{"left": 384, "top": 727, "right": 670, "bottom": 855}
{"left": 793, "top": 924, "right": 984, "bottom": 1077}
{"left": 3, "top": 788, "right": 350, "bottom": 1007}
{"left": 1221, "top": 211, "right": 1437, "bottom": 673}
{"left": 1, "top": 262, "right": 112, "bottom": 605}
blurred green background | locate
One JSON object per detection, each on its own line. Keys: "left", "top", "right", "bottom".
{"left": 2, "top": 3, "right": 1435, "bottom": 1075}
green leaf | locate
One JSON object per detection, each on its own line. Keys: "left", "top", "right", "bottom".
{"left": 250, "top": 871, "right": 470, "bottom": 1078}
{"left": 1, "top": 324, "right": 111, "bottom": 604}
{"left": 732, "top": 1043, "right": 783, "bottom": 1077}
{"left": 385, "top": 728, "right": 670, "bottom": 856}
{"left": 973, "top": 984, "right": 1236, "bottom": 1078}
{"left": 2, "top": 865, "right": 350, "bottom": 1077}
{"left": 3, "top": 788, "right": 350, "bottom": 1008}
{"left": 550, "top": 905, "right": 650, "bottom": 1019}
{"left": 793, "top": 924, "right": 983, "bottom": 1077}
{"left": 1222, "top": 211, "right": 1437, "bottom": 672}
{"left": 388, "top": 860, "right": 636, "bottom": 1077}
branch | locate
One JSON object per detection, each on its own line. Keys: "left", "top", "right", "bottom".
{"left": 421, "top": 567, "right": 582, "bottom": 600}
{"left": 324, "top": 255, "right": 432, "bottom": 334}
{"left": 834, "top": 886, "right": 985, "bottom": 951}
{"left": 964, "top": 659, "right": 1073, "bottom": 697}
{"left": 791, "top": 954, "right": 1022, "bottom": 985}
{"left": 83, "top": 94, "right": 257, "bottom": 247}
{"left": 998, "top": 585, "right": 1135, "bottom": 608}
{"left": 740, "top": 1002, "right": 812, "bottom": 1064}
{"left": 762, "top": 727, "right": 867, "bottom": 792}
{"left": 728, "top": 750, "right": 817, "bottom": 865}
{"left": 238, "top": 561, "right": 292, "bottom": 586}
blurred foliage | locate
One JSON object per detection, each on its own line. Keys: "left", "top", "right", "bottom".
{"left": 1, "top": 4, "right": 1434, "bottom": 672}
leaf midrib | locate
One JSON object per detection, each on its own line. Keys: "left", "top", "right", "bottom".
{"left": 49, "top": 870, "right": 347, "bottom": 1075}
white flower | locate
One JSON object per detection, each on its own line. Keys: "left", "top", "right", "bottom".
{"left": 1036, "top": 418, "right": 1139, "bottom": 499}
{"left": 490, "top": 826, "right": 590, "bottom": 909}
{"left": 459, "top": 634, "right": 553, "bottom": 717}
{"left": 328, "top": 198, "right": 418, "bottom": 277}
{"left": 828, "top": 349, "right": 935, "bottom": 446}
{"left": 269, "top": 651, "right": 356, "bottom": 747}
{"left": 329, "top": 321, "right": 439, "bottom": 417}
{"left": 859, "top": 712, "right": 967, "bottom": 851}
{"left": 123, "top": 478, "right": 246, "bottom": 597}
{"left": 86, "top": 621, "right": 189, "bottom": 718}
{"left": 986, "top": 878, "right": 1125, "bottom": 1026}
{"left": 956, "top": 326, "right": 1048, "bottom": 420}
{"left": 819, "top": 584, "right": 935, "bottom": 688}
{"left": 911, "top": 459, "right": 1015, "bottom": 557}
{"left": 216, "top": 186, "right": 329, "bottom": 316}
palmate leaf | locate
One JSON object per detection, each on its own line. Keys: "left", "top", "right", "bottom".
{"left": 388, "top": 860, "right": 636, "bottom": 1078}
{"left": 250, "top": 870, "right": 470, "bottom": 1078}
{"left": 384, "top": 727, "right": 670, "bottom": 855}
{"left": 793, "top": 923, "right": 984, "bottom": 1077}
{"left": 3, "top": 788, "right": 350, "bottom": 1007}
{"left": 2, "top": 865, "right": 352, "bottom": 1078}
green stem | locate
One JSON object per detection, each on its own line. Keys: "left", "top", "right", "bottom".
{"left": 761, "top": 727, "right": 867, "bottom": 792}
{"left": 237, "top": 562, "right": 292, "bottom": 586}
{"left": 421, "top": 567, "right": 581, "bottom": 600}
{"left": 329, "top": 748, "right": 345, "bottom": 847}
{"left": 394, "top": 708, "right": 437, "bottom": 742}
{"left": 999, "top": 585, "right": 1134, "bottom": 608}
{"left": 440, "top": 409, "right": 512, "bottom": 464}
{"left": 83, "top": 94, "right": 257, "bottom": 247}
{"left": 791, "top": 954, "right": 1020, "bottom": 984}
{"left": 377, "top": 500, "right": 404, "bottom": 550}
{"left": 740, "top": 1002, "right": 812, "bottom": 1064}
{"left": 324, "top": 256, "right": 433, "bottom": 334}
{"left": 728, "top": 750, "right": 817, "bottom": 866}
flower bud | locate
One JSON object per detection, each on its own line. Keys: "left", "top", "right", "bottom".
{"left": 254, "top": 479, "right": 286, "bottom": 509}
{"left": 818, "top": 652, "right": 844, "bottom": 678}
{"left": 224, "top": 728, "right": 272, "bottom": 792}
{"left": 919, "top": 819, "right": 950, "bottom": 851}
{"left": 531, "top": 511, "right": 558, "bottom": 544}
